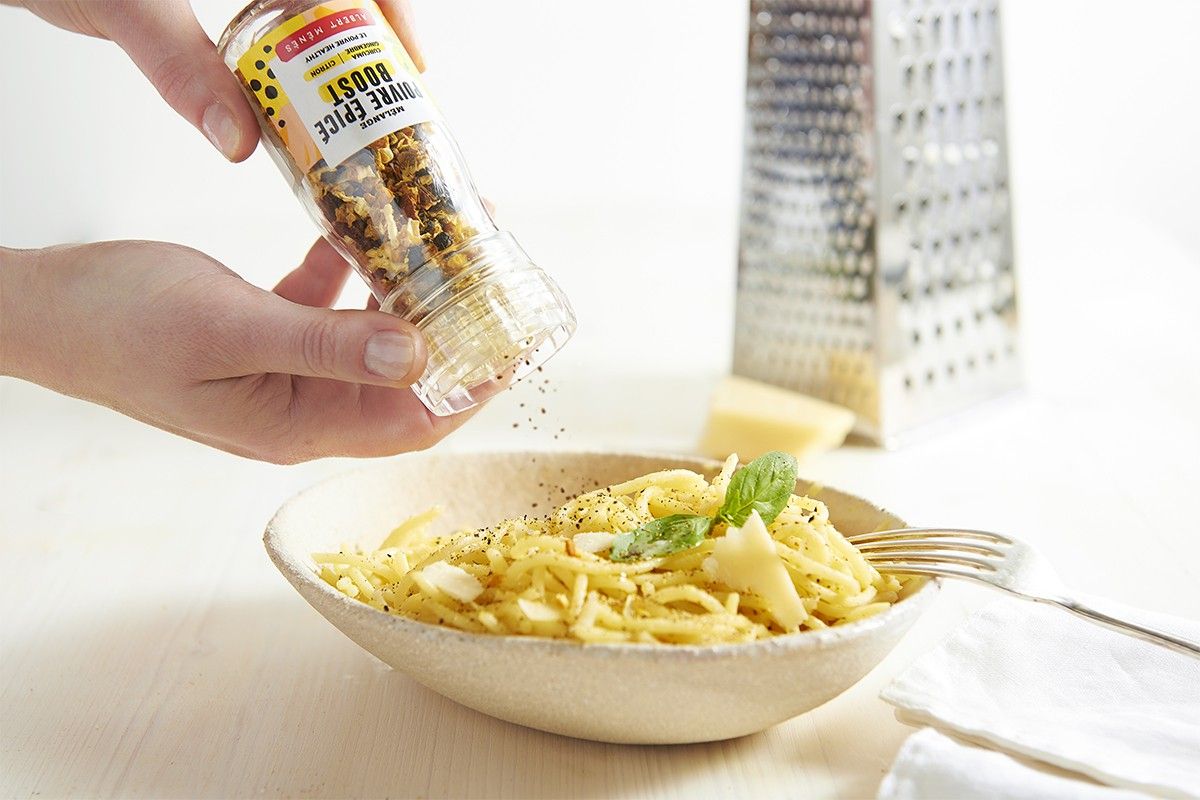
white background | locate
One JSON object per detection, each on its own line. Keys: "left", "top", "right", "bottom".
{"left": 2, "top": 0, "right": 1197, "bottom": 378}
{"left": 3, "top": 5, "right": 1199, "bottom": 797}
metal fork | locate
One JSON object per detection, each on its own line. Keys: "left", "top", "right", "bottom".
{"left": 849, "top": 528, "right": 1200, "bottom": 658}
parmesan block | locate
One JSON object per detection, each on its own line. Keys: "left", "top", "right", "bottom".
{"left": 420, "top": 561, "right": 483, "bottom": 603}
{"left": 698, "top": 375, "right": 856, "bottom": 462}
{"left": 704, "top": 510, "right": 807, "bottom": 631}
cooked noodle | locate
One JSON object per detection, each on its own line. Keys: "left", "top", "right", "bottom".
{"left": 315, "top": 456, "right": 910, "bottom": 645}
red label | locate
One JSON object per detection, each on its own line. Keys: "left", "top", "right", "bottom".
{"left": 276, "top": 10, "right": 375, "bottom": 62}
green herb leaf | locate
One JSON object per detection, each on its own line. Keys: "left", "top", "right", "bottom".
{"left": 716, "top": 451, "right": 799, "bottom": 527}
{"left": 609, "top": 515, "right": 714, "bottom": 562}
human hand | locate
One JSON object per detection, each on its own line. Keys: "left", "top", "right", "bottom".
{"left": 6, "top": 0, "right": 425, "bottom": 161}
{"left": 0, "top": 239, "right": 473, "bottom": 463}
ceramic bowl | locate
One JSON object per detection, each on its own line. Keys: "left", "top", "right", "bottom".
{"left": 265, "top": 451, "right": 934, "bottom": 744}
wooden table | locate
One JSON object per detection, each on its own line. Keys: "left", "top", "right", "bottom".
{"left": 3, "top": 216, "right": 1198, "bottom": 798}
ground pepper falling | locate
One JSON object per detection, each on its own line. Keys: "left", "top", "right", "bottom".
{"left": 504, "top": 366, "right": 576, "bottom": 510}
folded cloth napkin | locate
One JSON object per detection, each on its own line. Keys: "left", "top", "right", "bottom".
{"left": 880, "top": 598, "right": 1200, "bottom": 799}
{"left": 878, "top": 728, "right": 1154, "bottom": 800}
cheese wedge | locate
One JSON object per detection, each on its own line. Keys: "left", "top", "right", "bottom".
{"left": 703, "top": 510, "right": 807, "bottom": 631}
{"left": 698, "top": 375, "right": 855, "bottom": 462}
{"left": 420, "top": 561, "right": 483, "bottom": 603}
{"left": 517, "top": 597, "right": 561, "bottom": 622}
{"left": 572, "top": 531, "right": 616, "bottom": 554}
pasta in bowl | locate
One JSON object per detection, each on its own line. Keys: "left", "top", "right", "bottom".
{"left": 315, "top": 454, "right": 914, "bottom": 644}
{"left": 266, "top": 451, "right": 934, "bottom": 744}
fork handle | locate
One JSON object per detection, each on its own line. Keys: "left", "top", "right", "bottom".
{"left": 1044, "top": 597, "right": 1200, "bottom": 658}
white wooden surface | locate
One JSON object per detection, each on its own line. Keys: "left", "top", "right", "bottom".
{"left": 3, "top": 255, "right": 1198, "bottom": 799}
{"left": 3, "top": 0, "right": 1200, "bottom": 793}
{"left": 3, "top": 201, "right": 1199, "bottom": 798}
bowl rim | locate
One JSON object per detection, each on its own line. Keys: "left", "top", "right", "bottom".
{"left": 265, "top": 449, "right": 937, "bottom": 660}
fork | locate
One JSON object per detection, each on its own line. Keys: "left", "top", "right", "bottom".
{"left": 849, "top": 527, "right": 1200, "bottom": 658}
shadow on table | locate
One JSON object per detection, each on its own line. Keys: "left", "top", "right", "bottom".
{"left": 4, "top": 593, "right": 841, "bottom": 799}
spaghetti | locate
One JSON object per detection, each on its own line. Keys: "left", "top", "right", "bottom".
{"left": 315, "top": 456, "right": 910, "bottom": 645}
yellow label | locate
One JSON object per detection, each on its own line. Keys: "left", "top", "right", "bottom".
{"left": 316, "top": 60, "right": 397, "bottom": 102}
{"left": 236, "top": 1, "right": 436, "bottom": 171}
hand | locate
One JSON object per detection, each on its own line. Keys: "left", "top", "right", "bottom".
{"left": 7, "top": 0, "right": 425, "bottom": 161}
{"left": 0, "top": 240, "right": 474, "bottom": 463}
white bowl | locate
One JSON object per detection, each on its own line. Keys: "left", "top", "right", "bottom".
{"left": 265, "top": 451, "right": 934, "bottom": 744}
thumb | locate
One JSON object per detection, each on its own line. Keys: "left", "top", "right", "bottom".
{"left": 236, "top": 295, "right": 429, "bottom": 387}
{"left": 107, "top": 0, "right": 259, "bottom": 161}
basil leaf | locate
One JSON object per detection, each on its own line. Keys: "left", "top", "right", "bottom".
{"left": 716, "top": 451, "right": 799, "bottom": 527}
{"left": 609, "top": 515, "right": 714, "bottom": 562}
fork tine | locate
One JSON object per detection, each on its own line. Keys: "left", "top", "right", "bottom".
{"left": 867, "top": 562, "right": 991, "bottom": 581}
{"left": 847, "top": 527, "right": 1014, "bottom": 545}
{"left": 854, "top": 538, "right": 1009, "bottom": 558}
{"left": 862, "top": 550, "right": 1000, "bottom": 570}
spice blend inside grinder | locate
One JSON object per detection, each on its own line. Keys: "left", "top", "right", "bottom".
{"left": 220, "top": 0, "right": 575, "bottom": 415}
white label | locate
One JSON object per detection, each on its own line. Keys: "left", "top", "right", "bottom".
{"left": 238, "top": 3, "right": 440, "bottom": 170}
{"left": 274, "top": 23, "right": 439, "bottom": 167}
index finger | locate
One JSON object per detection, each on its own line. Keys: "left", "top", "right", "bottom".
{"left": 378, "top": 0, "right": 426, "bottom": 72}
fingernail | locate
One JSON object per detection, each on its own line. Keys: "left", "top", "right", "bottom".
{"left": 364, "top": 331, "right": 416, "bottom": 380}
{"left": 202, "top": 103, "right": 241, "bottom": 160}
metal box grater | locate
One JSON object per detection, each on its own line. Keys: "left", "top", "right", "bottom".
{"left": 733, "top": 0, "right": 1020, "bottom": 446}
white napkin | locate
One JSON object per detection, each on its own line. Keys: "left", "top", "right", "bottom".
{"left": 878, "top": 728, "right": 1154, "bottom": 800}
{"left": 880, "top": 598, "right": 1200, "bottom": 799}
